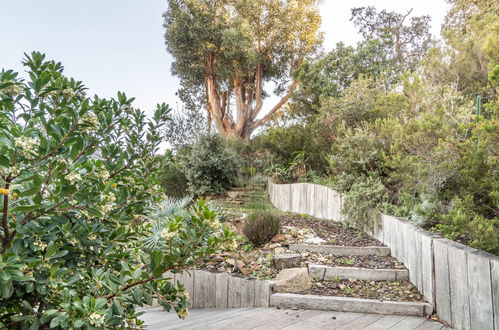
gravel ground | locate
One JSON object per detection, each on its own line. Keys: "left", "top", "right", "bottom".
{"left": 281, "top": 215, "right": 384, "bottom": 246}
{"left": 299, "top": 279, "right": 425, "bottom": 302}
{"left": 303, "top": 252, "right": 405, "bottom": 269}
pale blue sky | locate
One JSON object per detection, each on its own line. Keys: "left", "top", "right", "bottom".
{"left": 0, "top": 0, "right": 450, "bottom": 116}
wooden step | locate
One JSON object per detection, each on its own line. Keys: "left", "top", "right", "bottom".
{"left": 270, "top": 293, "right": 432, "bottom": 317}
{"left": 308, "top": 264, "right": 409, "bottom": 281}
{"left": 289, "top": 244, "right": 391, "bottom": 256}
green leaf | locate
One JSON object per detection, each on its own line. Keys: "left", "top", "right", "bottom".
{"left": 0, "top": 155, "right": 9, "bottom": 167}
{"left": 10, "top": 204, "right": 42, "bottom": 213}
{"left": 45, "top": 242, "right": 57, "bottom": 259}
{"left": 0, "top": 281, "right": 14, "bottom": 298}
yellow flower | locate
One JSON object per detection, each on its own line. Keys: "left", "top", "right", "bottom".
{"left": 0, "top": 188, "right": 9, "bottom": 195}
{"left": 111, "top": 183, "right": 117, "bottom": 188}
{"left": 178, "top": 308, "right": 189, "bottom": 320}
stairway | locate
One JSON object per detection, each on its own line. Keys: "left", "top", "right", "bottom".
{"left": 270, "top": 244, "right": 433, "bottom": 318}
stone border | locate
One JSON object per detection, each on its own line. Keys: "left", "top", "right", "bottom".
{"left": 164, "top": 269, "right": 273, "bottom": 308}
{"left": 268, "top": 179, "right": 499, "bottom": 330}
{"left": 308, "top": 264, "right": 409, "bottom": 281}
{"left": 270, "top": 293, "right": 432, "bottom": 317}
{"left": 289, "top": 244, "right": 390, "bottom": 256}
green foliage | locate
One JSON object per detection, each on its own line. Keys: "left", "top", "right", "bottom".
{"left": 432, "top": 196, "right": 499, "bottom": 254}
{"left": 164, "top": 0, "right": 323, "bottom": 138}
{"left": 342, "top": 175, "right": 387, "bottom": 230}
{"left": 243, "top": 212, "right": 281, "bottom": 246}
{"left": 158, "top": 154, "right": 190, "bottom": 198}
{"left": 350, "top": 6, "right": 433, "bottom": 73}
{"left": 178, "top": 135, "right": 241, "bottom": 196}
{"left": 0, "top": 53, "right": 235, "bottom": 328}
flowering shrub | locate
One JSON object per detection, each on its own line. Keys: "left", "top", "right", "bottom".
{"left": 0, "top": 52, "right": 234, "bottom": 328}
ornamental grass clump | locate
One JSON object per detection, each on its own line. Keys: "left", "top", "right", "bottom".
{"left": 243, "top": 212, "right": 281, "bottom": 246}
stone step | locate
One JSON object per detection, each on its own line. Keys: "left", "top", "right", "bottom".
{"left": 308, "top": 264, "right": 409, "bottom": 281}
{"left": 289, "top": 244, "right": 391, "bottom": 256}
{"left": 270, "top": 293, "right": 432, "bottom": 317}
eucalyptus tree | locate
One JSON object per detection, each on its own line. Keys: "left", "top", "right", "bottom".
{"left": 163, "top": 0, "right": 323, "bottom": 139}
{"left": 350, "top": 6, "right": 433, "bottom": 73}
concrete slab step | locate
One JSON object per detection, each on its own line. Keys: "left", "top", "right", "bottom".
{"left": 308, "top": 264, "right": 409, "bottom": 281}
{"left": 289, "top": 244, "right": 391, "bottom": 256}
{"left": 270, "top": 293, "right": 432, "bottom": 317}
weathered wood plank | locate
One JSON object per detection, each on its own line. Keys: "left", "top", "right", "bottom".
{"left": 413, "top": 320, "right": 445, "bottom": 330}
{"left": 254, "top": 280, "right": 273, "bottom": 307}
{"left": 193, "top": 270, "right": 216, "bottom": 308}
{"left": 420, "top": 232, "right": 436, "bottom": 308}
{"left": 251, "top": 309, "right": 322, "bottom": 330}
{"left": 240, "top": 278, "right": 255, "bottom": 307}
{"left": 433, "top": 238, "right": 451, "bottom": 324}
{"left": 491, "top": 258, "right": 499, "bottom": 330}
{"left": 362, "top": 315, "right": 407, "bottom": 329}
{"left": 295, "top": 311, "right": 364, "bottom": 330}
{"left": 388, "top": 316, "right": 427, "bottom": 329}
{"left": 204, "top": 308, "right": 302, "bottom": 330}
{"left": 334, "top": 313, "right": 384, "bottom": 329}
{"left": 215, "top": 272, "right": 230, "bottom": 308}
{"left": 227, "top": 276, "right": 242, "bottom": 308}
{"left": 447, "top": 241, "right": 471, "bottom": 330}
{"left": 467, "top": 250, "right": 494, "bottom": 330}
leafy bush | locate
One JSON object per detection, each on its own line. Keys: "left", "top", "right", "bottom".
{"left": 243, "top": 212, "right": 281, "bottom": 246}
{"left": 342, "top": 175, "right": 387, "bottom": 231}
{"left": 158, "top": 153, "right": 189, "bottom": 197}
{"left": 178, "top": 134, "right": 241, "bottom": 196}
{"left": 0, "top": 52, "right": 235, "bottom": 328}
{"left": 432, "top": 196, "right": 499, "bottom": 255}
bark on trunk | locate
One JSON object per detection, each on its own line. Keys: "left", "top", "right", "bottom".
{"left": 203, "top": 56, "right": 298, "bottom": 139}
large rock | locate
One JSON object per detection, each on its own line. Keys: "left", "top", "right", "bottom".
{"left": 275, "top": 253, "right": 302, "bottom": 270}
{"left": 274, "top": 268, "right": 313, "bottom": 293}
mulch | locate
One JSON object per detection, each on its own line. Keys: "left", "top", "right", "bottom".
{"left": 303, "top": 252, "right": 405, "bottom": 270}
{"left": 299, "top": 279, "right": 425, "bottom": 302}
{"left": 280, "top": 215, "right": 384, "bottom": 247}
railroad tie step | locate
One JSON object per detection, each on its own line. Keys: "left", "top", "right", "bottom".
{"left": 270, "top": 293, "right": 433, "bottom": 317}
{"left": 288, "top": 244, "right": 391, "bottom": 256}
{"left": 308, "top": 264, "right": 409, "bottom": 281}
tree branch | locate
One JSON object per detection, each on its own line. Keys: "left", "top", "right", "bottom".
{"left": 2, "top": 180, "right": 11, "bottom": 252}
{"left": 252, "top": 81, "right": 299, "bottom": 128}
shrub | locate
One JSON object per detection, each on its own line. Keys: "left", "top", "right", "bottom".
{"left": 158, "top": 153, "right": 189, "bottom": 197}
{"left": 0, "top": 53, "right": 235, "bottom": 328}
{"left": 178, "top": 135, "right": 241, "bottom": 196}
{"left": 243, "top": 212, "right": 281, "bottom": 246}
{"left": 341, "top": 175, "right": 387, "bottom": 231}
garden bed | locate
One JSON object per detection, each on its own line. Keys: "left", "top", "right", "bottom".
{"left": 304, "top": 253, "right": 403, "bottom": 269}
{"left": 299, "top": 279, "right": 424, "bottom": 302}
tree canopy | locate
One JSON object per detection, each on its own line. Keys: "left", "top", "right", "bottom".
{"left": 163, "top": 0, "right": 323, "bottom": 139}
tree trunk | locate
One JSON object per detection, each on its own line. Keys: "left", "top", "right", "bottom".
{"left": 203, "top": 58, "right": 298, "bottom": 139}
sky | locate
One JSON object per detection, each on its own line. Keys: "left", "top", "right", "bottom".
{"left": 0, "top": 0, "right": 451, "bottom": 117}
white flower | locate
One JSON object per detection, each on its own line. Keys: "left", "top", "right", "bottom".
{"left": 160, "top": 227, "right": 177, "bottom": 240}
{"left": 96, "top": 168, "right": 110, "bottom": 181}
{"left": 8, "top": 166, "right": 20, "bottom": 176}
{"left": 62, "top": 88, "right": 76, "bottom": 99}
{"left": 1, "top": 81, "right": 23, "bottom": 96}
{"left": 88, "top": 312, "right": 105, "bottom": 326}
{"left": 65, "top": 171, "right": 82, "bottom": 184}
{"left": 81, "top": 113, "right": 100, "bottom": 131}
{"left": 100, "top": 192, "right": 116, "bottom": 214}
{"left": 14, "top": 136, "right": 38, "bottom": 159}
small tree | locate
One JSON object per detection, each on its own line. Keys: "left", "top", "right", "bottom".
{"left": 0, "top": 52, "right": 234, "bottom": 328}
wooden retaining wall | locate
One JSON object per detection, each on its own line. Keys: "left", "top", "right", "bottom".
{"left": 164, "top": 269, "right": 273, "bottom": 309}
{"left": 268, "top": 180, "right": 343, "bottom": 221}
{"left": 268, "top": 180, "right": 499, "bottom": 330}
